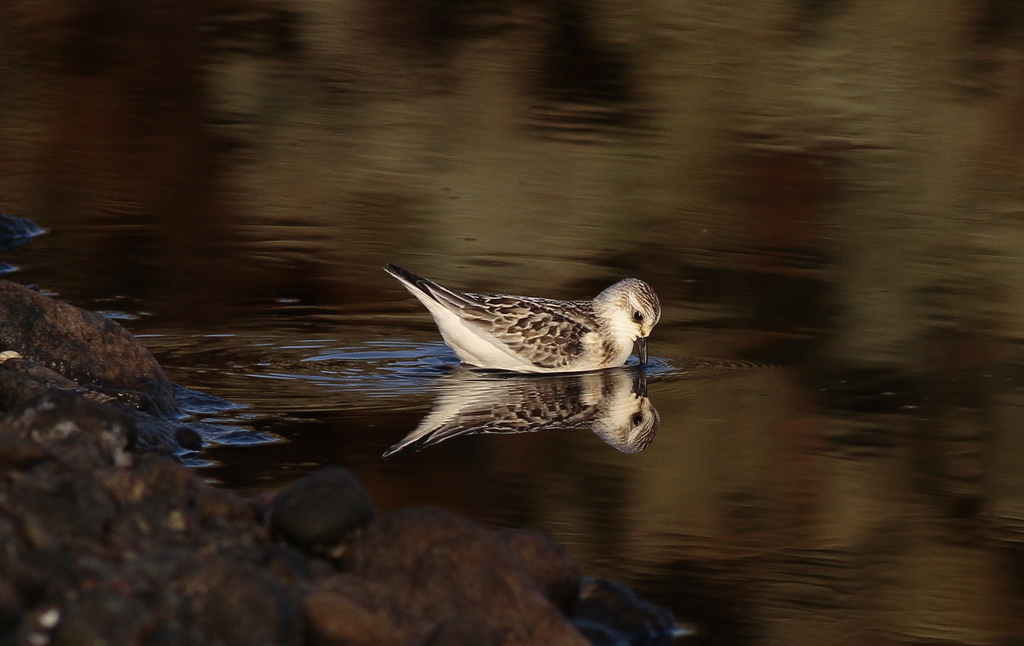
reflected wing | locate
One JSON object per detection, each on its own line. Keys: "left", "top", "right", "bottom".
{"left": 382, "top": 374, "right": 596, "bottom": 458}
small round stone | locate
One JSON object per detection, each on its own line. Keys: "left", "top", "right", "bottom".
{"left": 267, "top": 467, "right": 375, "bottom": 551}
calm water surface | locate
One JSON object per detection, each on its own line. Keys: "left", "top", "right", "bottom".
{"left": 3, "top": 2, "right": 1024, "bottom": 642}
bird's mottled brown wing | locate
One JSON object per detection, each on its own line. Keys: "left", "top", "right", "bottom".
{"left": 389, "top": 266, "right": 598, "bottom": 370}
{"left": 452, "top": 294, "right": 596, "bottom": 369}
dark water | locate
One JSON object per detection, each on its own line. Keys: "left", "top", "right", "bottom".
{"left": 4, "top": 1, "right": 1024, "bottom": 641}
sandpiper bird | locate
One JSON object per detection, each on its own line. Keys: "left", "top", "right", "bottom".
{"left": 384, "top": 264, "right": 660, "bottom": 373}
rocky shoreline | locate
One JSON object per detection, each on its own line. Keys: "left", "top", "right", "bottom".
{"left": 0, "top": 280, "right": 680, "bottom": 645}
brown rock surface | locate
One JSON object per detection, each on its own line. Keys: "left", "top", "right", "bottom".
{"left": 341, "top": 508, "right": 591, "bottom": 646}
{"left": 0, "top": 280, "right": 177, "bottom": 416}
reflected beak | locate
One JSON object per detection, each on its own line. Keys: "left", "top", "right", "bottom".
{"left": 636, "top": 337, "right": 648, "bottom": 365}
{"left": 633, "top": 372, "right": 648, "bottom": 397}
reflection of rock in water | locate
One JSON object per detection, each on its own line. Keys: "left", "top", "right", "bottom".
{"left": 383, "top": 367, "right": 659, "bottom": 458}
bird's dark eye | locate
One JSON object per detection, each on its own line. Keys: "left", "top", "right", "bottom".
{"left": 632, "top": 311, "right": 644, "bottom": 323}
{"left": 631, "top": 413, "right": 644, "bottom": 426}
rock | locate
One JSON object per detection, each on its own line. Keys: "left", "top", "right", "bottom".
{"left": 249, "top": 488, "right": 280, "bottom": 519}
{"left": 0, "top": 354, "right": 87, "bottom": 409}
{"left": 194, "top": 486, "right": 257, "bottom": 527}
{"left": 51, "top": 592, "right": 155, "bottom": 646}
{"left": 303, "top": 575, "right": 404, "bottom": 646}
{"left": 170, "top": 558, "right": 302, "bottom": 646}
{"left": 127, "top": 412, "right": 202, "bottom": 453}
{"left": 2, "top": 390, "right": 136, "bottom": 468}
{"left": 0, "top": 429, "right": 47, "bottom": 473}
{"left": 144, "top": 622, "right": 211, "bottom": 646}
{"left": 257, "top": 545, "right": 318, "bottom": 584}
{"left": 0, "top": 280, "right": 178, "bottom": 417}
{"left": 0, "top": 360, "right": 70, "bottom": 413}
{"left": 341, "top": 507, "right": 590, "bottom": 646}
{"left": 0, "top": 576, "right": 22, "bottom": 637}
{"left": 498, "top": 528, "right": 582, "bottom": 616}
{"left": 0, "top": 350, "right": 193, "bottom": 455}
{"left": 267, "top": 467, "right": 375, "bottom": 553}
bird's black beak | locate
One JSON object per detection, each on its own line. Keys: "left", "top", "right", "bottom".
{"left": 636, "top": 337, "right": 648, "bottom": 365}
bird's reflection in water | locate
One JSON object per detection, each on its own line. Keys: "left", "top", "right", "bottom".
{"left": 383, "top": 366, "right": 658, "bottom": 458}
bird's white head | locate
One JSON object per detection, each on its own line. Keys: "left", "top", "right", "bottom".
{"left": 593, "top": 278, "right": 661, "bottom": 363}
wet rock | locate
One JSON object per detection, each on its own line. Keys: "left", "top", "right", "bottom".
{"left": 267, "top": 467, "right": 375, "bottom": 553}
{"left": 303, "top": 575, "right": 404, "bottom": 646}
{"left": 0, "top": 429, "right": 47, "bottom": 473}
{"left": 51, "top": 591, "right": 155, "bottom": 646}
{"left": 129, "top": 452, "right": 200, "bottom": 500}
{"left": 342, "top": 507, "right": 590, "bottom": 646}
{"left": 170, "top": 558, "right": 302, "bottom": 646}
{"left": 258, "top": 544, "right": 320, "bottom": 584}
{"left": 249, "top": 488, "right": 280, "bottom": 520}
{"left": 0, "top": 280, "right": 178, "bottom": 416}
{"left": 3, "top": 390, "right": 135, "bottom": 469}
{"left": 0, "top": 359, "right": 72, "bottom": 413}
{"left": 498, "top": 528, "right": 582, "bottom": 616}
{"left": 0, "top": 284, "right": 237, "bottom": 454}
{"left": 0, "top": 576, "right": 22, "bottom": 637}
{"left": 572, "top": 578, "right": 681, "bottom": 646}
{"left": 147, "top": 621, "right": 210, "bottom": 646}
{"left": 0, "top": 354, "right": 88, "bottom": 406}
{"left": 0, "top": 341, "right": 192, "bottom": 455}
{"left": 195, "top": 485, "right": 258, "bottom": 526}
{"left": 93, "top": 455, "right": 267, "bottom": 557}
{"left": 128, "top": 412, "right": 202, "bottom": 453}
